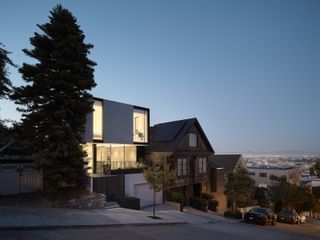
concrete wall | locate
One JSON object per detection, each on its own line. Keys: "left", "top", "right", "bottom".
{"left": 103, "top": 100, "right": 133, "bottom": 144}
{"left": 125, "top": 173, "right": 162, "bottom": 208}
{"left": 84, "top": 99, "right": 134, "bottom": 144}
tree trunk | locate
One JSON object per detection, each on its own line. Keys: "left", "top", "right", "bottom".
{"left": 232, "top": 199, "right": 236, "bottom": 214}
{"left": 153, "top": 189, "right": 156, "bottom": 218}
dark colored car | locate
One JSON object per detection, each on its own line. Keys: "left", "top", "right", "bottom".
{"left": 276, "top": 209, "right": 301, "bottom": 224}
{"left": 244, "top": 207, "right": 276, "bottom": 226}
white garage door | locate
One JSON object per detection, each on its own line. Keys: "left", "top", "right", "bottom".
{"left": 134, "top": 183, "right": 154, "bottom": 208}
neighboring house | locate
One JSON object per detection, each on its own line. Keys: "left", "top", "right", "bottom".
{"left": 84, "top": 97, "right": 162, "bottom": 208}
{"left": 247, "top": 166, "right": 301, "bottom": 187}
{"left": 209, "top": 154, "right": 247, "bottom": 175}
{"left": 145, "top": 118, "right": 215, "bottom": 199}
{"left": 208, "top": 154, "right": 247, "bottom": 212}
{"left": 0, "top": 141, "right": 42, "bottom": 195}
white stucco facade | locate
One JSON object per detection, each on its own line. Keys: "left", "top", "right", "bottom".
{"left": 248, "top": 167, "right": 301, "bottom": 187}
{"left": 125, "top": 173, "right": 162, "bottom": 208}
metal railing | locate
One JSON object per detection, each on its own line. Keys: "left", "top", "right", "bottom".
{"left": 96, "top": 161, "right": 144, "bottom": 174}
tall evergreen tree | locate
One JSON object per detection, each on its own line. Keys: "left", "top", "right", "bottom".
{"left": 0, "top": 43, "right": 15, "bottom": 99}
{"left": 11, "top": 5, "right": 96, "bottom": 190}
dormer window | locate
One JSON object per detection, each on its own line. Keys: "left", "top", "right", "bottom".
{"left": 189, "top": 133, "right": 197, "bottom": 147}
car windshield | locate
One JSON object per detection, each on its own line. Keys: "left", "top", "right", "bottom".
{"left": 251, "top": 208, "right": 267, "bottom": 214}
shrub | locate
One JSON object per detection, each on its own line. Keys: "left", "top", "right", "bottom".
{"left": 190, "top": 197, "right": 208, "bottom": 212}
{"left": 224, "top": 209, "right": 242, "bottom": 219}
{"left": 117, "top": 196, "right": 140, "bottom": 210}
{"left": 208, "top": 199, "right": 219, "bottom": 212}
{"left": 167, "top": 191, "right": 185, "bottom": 203}
{"left": 200, "top": 193, "right": 214, "bottom": 201}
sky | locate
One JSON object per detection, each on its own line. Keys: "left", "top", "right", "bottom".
{"left": 0, "top": 0, "right": 320, "bottom": 153}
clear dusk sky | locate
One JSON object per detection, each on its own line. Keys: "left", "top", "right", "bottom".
{"left": 1, "top": 0, "right": 320, "bottom": 153}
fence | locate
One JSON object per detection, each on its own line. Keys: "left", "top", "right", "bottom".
{"left": 0, "top": 163, "right": 42, "bottom": 195}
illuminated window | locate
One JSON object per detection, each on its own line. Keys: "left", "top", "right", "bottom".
{"left": 93, "top": 100, "right": 103, "bottom": 140}
{"left": 198, "top": 157, "right": 207, "bottom": 174}
{"left": 133, "top": 108, "right": 148, "bottom": 143}
{"left": 189, "top": 133, "right": 197, "bottom": 147}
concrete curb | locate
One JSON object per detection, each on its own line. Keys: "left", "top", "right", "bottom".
{"left": 0, "top": 221, "right": 188, "bottom": 231}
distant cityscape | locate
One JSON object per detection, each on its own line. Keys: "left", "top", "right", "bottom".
{"left": 242, "top": 153, "right": 320, "bottom": 176}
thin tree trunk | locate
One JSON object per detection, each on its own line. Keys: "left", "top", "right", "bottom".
{"left": 153, "top": 189, "right": 156, "bottom": 218}
{"left": 233, "top": 200, "right": 235, "bottom": 214}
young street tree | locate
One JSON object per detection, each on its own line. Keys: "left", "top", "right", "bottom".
{"left": 143, "top": 161, "right": 175, "bottom": 218}
{"left": 224, "top": 168, "right": 255, "bottom": 214}
{"left": 11, "top": 5, "right": 96, "bottom": 190}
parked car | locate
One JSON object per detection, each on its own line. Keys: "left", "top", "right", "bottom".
{"left": 277, "top": 209, "right": 301, "bottom": 224}
{"left": 244, "top": 207, "right": 276, "bottom": 226}
{"left": 299, "top": 213, "right": 306, "bottom": 224}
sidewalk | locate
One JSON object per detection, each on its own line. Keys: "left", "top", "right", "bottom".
{"left": 0, "top": 204, "right": 229, "bottom": 230}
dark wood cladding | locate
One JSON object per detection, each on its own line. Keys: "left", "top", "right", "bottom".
{"left": 92, "top": 175, "right": 125, "bottom": 201}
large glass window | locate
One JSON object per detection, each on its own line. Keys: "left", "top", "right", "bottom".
{"left": 93, "top": 100, "right": 103, "bottom": 140}
{"left": 177, "top": 158, "right": 188, "bottom": 177}
{"left": 133, "top": 108, "right": 148, "bottom": 143}
{"left": 95, "top": 144, "right": 137, "bottom": 173}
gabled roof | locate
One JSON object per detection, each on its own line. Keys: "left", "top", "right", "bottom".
{"left": 209, "top": 154, "right": 243, "bottom": 173}
{"left": 147, "top": 118, "right": 214, "bottom": 153}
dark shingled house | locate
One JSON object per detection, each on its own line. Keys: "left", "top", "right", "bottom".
{"left": 209, "top": 154, "right": 246, "bottom": 175}
{"left": 145, "top": 118, "right": 214, "bottom": 199}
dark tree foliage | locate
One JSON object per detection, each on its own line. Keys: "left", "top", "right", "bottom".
{"left": 11, "top": 5, "right": 96, "bottom": 190}
{"left": 0, "top": 43, "right": 15, "bottom": 99}
{"left": 310, "top": 160, "right": 320, "bottom": 177}
{"left": 269, "top": 175, "right": 316, "bottom": 212}
{"left": 224, "top": 168, "right": 255, "bottom": 213}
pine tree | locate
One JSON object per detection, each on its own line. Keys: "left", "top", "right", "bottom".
{"left": 11, "top": 5, "right": 96, "bottom": 190}
{"left": 0, "top": 43, "right": 15, "bottom": 99}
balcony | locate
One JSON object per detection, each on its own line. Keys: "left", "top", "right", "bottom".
{"left": 95, "top": 161, "right": 144, "bottom": 175}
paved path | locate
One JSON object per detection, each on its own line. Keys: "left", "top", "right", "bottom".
{"left": 0, "top": 204, "right": 229, "bottom": 230}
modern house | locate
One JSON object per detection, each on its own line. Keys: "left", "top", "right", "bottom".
{"left": 145, "top": 118, "right": 215, "bottom": 199}
{"left": 0, "top": 141, "right": 42, "bottom": 195}
{"left": 247, "top": 166, "right": 301, "bottom": 188}
{"left": 84, "top": 97, "right": 162, "bottom": 208}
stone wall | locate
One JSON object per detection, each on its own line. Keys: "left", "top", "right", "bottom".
{"left": 44, "top": 193, "right": 107, "bottom": 209}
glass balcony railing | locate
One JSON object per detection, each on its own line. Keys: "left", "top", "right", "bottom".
{"left": 96, "top": 161, "right": 144, "bottom": 175}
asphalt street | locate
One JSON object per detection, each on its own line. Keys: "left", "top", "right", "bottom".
{"left": 1, "top": 220, "right": 319, "bottom": 240}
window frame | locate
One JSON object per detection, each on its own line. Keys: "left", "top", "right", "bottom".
{"left": 259, "top": 172, "right": 267, "bottom": 178}
{"left": 93, "top": 99, "right": 103, "bottom": 141}
{"left": 198, "top": 157, "right": 207, "bottom": 174}
{"left": 177, "top": 158, "right": 188, "bottom": 177}
{"left": 133, "top": 106, "right": 149, "bottom": 144}
{"left": 189, "top": 133, "right": 198, "bottom": 147}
